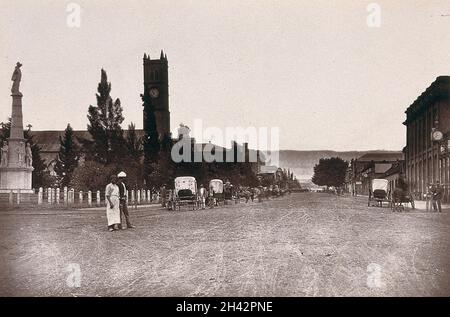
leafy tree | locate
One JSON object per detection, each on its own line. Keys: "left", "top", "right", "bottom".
{"left": 69, "top": 160, "right": 116, "bottom": 192}
{"left": 125, "top": 122, "right": 143, "bottom": 163}
{"left": 149, "top": 134, "right": 176, "bottom": 187}
{"left": 85, "top": 69, "right": 127, "bottom": 164}
{"left": 312, "top": 157, "right": 348, "bottom": 188}
{"left": 54, "top": 124, "right": 80, "bottom": 187}
{"left": 28, "top": 139, "right": 53, "bottom": 189}
{"left": 0, "top": 120, "right": 11, "bottom": 142}
{"left": 0, "top": 118, "right": 51, "bottom": 188}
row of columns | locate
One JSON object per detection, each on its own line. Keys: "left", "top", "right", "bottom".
{"left": 408, "top": 147, "right": 450, "bottom": 201}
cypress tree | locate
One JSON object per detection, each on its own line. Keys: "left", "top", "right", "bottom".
{"left": 54, "top": 123, "right": 80, "bottom": 187}
{"left": 86, "top": 69, "right": 126, "bottom": 165}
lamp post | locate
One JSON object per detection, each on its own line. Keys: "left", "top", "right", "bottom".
{"left": 363, "top": 172, "right": 369, "bottom": 196}
{"left": 429, "top": 122, "right": 444, "bottom": 209}
{"left": 431, "top": 124, "right": 443, "bottom": 184}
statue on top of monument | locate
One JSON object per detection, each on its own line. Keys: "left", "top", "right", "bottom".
{"left": 1, "top": 141, "right": 8, "bottom": 167}
{"left": 11, "top": 62, "right": 23, "bottom": 94}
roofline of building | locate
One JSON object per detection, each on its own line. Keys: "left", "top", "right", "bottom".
{"left": 403, "top": 76, "right": 450, "bottom": 125}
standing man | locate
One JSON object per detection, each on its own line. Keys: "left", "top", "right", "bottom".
{"left": 431, "top": 180, "right": 443, "bottom": 212}
{"left": 161, "top": 184, "right": 167, "bottom": 207}
{"left": 199, "top": 184, "right": 207, "bottom": 209}
{"left": 105, "top": 175, "right": 121, "bottom": 232}
{"left": 117, "top": 171, "right": 135, "bottom": 229}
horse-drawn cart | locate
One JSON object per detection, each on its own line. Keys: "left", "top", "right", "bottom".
{"left": 209, "top": 179, "right": 224, "bottom": 207}
{"left": 368, "top": 179, "right": 390, "bottom": 207}
{"left": 172, "top": 176, "right": 199, "bottom": 211}
{"left": 391, "top": 179, "right": 415, "bottom": 212}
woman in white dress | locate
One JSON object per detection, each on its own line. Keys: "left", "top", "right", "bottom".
{"left": 105, "top": 175, "right": 121, "bottom": 231}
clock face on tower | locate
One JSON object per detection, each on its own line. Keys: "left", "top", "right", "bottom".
{"left": 432, "top": 130, "right": 443, "bottom": 142}
{"left": 149, "top": 87, "right": 159, "bottom": 98}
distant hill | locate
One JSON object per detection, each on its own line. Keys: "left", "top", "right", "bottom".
{"left": 275, "top": 150, "right": 402, "bottom": 182}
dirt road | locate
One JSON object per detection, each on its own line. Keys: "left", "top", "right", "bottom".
{"left": 0, "top": 193, "right": 449, "bottom": 296}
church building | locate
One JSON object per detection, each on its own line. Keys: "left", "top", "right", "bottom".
{"left": 30, "top": 51, "right": 264, "bottom": 177}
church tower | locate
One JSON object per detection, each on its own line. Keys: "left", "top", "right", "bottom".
{"left": 143, "top": 50, "right": 170, "bottom": 138}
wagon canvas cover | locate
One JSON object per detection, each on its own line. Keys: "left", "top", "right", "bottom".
{"left": 175, "top": 177, "right": 197, "bottom": 194}
{"left": 209, "top": 179, "right": 224, "bottom": 194}
{"left": 371, "top": 179, "right": 389, "bottom": 192}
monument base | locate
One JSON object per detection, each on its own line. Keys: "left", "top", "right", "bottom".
{"left": 0, "top": 166, "right": 34, "bottom": 193}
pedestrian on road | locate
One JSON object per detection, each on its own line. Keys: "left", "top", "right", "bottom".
{"left": 431, "top": 180, "right": 443, "bottom": 212}
{"left": 257, "top": 186, "right": 263, "bottom": 202}
{"left": 199, "top": 184, "right": 207, "bottom": 209}
{"left": 208, "top": 186, "right": 216, "bottom": 208}
{"left": 167, "top": 189, "right": 173, "bottom": 210}
{"left": 117, "top": 171, "right": 135, "bottom": 229}
{"left": 105, "top": 175, "right": 121, "bottom": 232}
{"left": 161, "top": 185, "right": 167, "bottom": 207}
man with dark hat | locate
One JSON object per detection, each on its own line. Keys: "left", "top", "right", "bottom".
{"left": 117, "top": 171, "right": 135, "bottom": 229}
{"left": 431, "top": 180, "right": 443, "bottom": 212}
{"left": 161, "top": 184, "right": 167, "bottom": 208}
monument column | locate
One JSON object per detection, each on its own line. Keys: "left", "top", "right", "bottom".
{"left": 11, "top": 92, "right": 24, "bottom": 139}
{"left": 0, "top": 62, "right": 34, "bottom": 193}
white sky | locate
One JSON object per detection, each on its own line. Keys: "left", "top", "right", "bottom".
{"left": 1, "top": 0, "right": 450, "bottom": 151}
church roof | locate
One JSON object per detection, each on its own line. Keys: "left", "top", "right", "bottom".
{"left": 30, "top": 130, "right": 145, "bottom": 153}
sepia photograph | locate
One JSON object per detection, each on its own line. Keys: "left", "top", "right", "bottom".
{"left": 0, "top": 0, "right": 449, "bottom": 308}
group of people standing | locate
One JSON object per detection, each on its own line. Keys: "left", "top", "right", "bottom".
{"left": 429, "top": 181, "right": 443, "bottom": 212}
{"left": 105, "top": 172, "right": 135, "bottom": 232}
